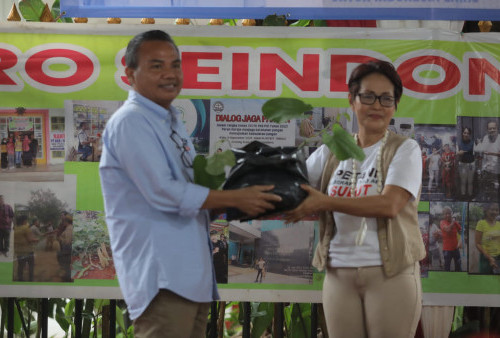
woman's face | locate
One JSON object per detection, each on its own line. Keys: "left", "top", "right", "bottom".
{"left": 486, "top": 205, "right": 499, "bottom": 220}
{"left": 462, "top": 128, "right": 471, "bottom": 142}
{"left": 350, "top": 73, "right": 396, "bottom": 135}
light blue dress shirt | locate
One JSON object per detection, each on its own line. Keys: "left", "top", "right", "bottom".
{"left": 99, "top": 90, "right": 219, "bottom": 320}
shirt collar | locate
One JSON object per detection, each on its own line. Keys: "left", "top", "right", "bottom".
{"left": 128, "top": 90, "right": 181, "bottom": 124}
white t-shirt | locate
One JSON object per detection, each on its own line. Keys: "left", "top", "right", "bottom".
{"left": 428, "top": 153, "right": 440, "bottom": 171}
{"left": 78, "top": 129, "right": 89, "bottom": 145}
{"left": 475, "top": 134, "right": 500, "bottom": 174}
{"left": 306, "top": 137, "right": 422, "bottom": 268}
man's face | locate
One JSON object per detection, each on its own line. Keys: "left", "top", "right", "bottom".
{"left": 125, "top": 40, "right": 183, "bottom": 110}
{"left": 488, "top": 122, "right": 498, "bottom": 141}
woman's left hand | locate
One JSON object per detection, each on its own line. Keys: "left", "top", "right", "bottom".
{"left": 488, "top": 256, "right": 499, "bottom": 269}
{"left": 284, "top": 184, "right": 327, "bottom": 223}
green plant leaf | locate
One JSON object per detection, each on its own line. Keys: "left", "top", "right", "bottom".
{"left": 263, "top": 14, "right": 287, "bottom": 26}
{"left": 55, "top": 311, "right": 70, "bottom": 332}
{"left": 51, "top": 0, "right": 73, "bottom": 22}
{"left": 19, "top": 0, "right": 45, "bottom": 21}
{"left": 13, "top": 302, "right": 22, "bottom": 334}
{"left": 115, "top": 305, "right": 126, "bottom": 334}
{"left": 193, "top": 155, "right": 226, "bottom": 190}
{"left": 290, "top": 20, "right": 311, "bottom": 27}
{"left": 313, "top": 20, "right": 327, "bottom": 27}
{"left": 287, "top": 303, "right": 311, "bottom": 338}
{"left": 96, "top": 299, "right": 110, "bottom": 309}
{"left": 222, "top": 19, "right": 236, "bottom": 26}
{"left": 64, "top": 299, "right": 75, "bottom": 318}
{"left": 262, "top": 98, "right": 313, "bottom": 123}
{"left": 128, "top": 325, "right": 135, "bottom": 337}
{"left": 205, "top": 150, "right": 235, "bottom": 176}
{"left": 250, "top": 302, "right": 273, "bottom": 338}
{"left": 322, "top": 124, "right": 365, "bottom": 161}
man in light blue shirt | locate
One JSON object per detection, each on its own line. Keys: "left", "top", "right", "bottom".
{"left": 99, "top": 30, "right": 281, "bottom": 337}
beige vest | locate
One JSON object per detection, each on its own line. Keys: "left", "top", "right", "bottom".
{"left": 311, "top": 131, "right": 426, "bottom": 277}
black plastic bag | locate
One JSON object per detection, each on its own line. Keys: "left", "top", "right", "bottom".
{"left": 222, "top": 141, "right": 309, "bottom": 221}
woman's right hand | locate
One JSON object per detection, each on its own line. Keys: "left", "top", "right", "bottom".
{"left": 284, "top": 184, "right": 327, "bottom": 223}
{"left": 489, "top": 256, "right": 499, "bottom": 269}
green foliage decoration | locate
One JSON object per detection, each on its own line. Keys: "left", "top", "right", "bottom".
{"left": 18, "top": 0, "right": 73, "bottom": 22}
{"left": 250, "top": 302, "right": 274, "bottom": 338}
{"left": 18, "top": 0, "right": 46, "bottom": 21}
{"left": 193, "top": 154, "right": 226, "bottom": 190}
{"left": 51, "top": 0, "right": 73, "bottom": 23}
{"left": 263, "top": 14, "right": 288, "bottom": 26}
{"left": 263, "top": 97, "right": 365, "bottom": 162}
{"left": 284, "top": 303, "right": 311, "bottom": 338}
{"left": 290, "top": 20, "right": 311, "bottom": 27}
{"left": 261, "top": 98, "right": 314, "bottom": 123}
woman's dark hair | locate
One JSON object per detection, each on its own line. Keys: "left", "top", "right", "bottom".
{"left": 16, "top": 214, "right": 28, "bottom": 226}
{"left": 462, "top": 126, "right": 472, "bottom": 138}
{"left": 348, "top": 60, "right": 403, "bottom": 109}
{"left": 125, "top": 30, "right": 178, "bottom": 69}
{"left": 484, "top": 203, "right": 498, "bottom": 215}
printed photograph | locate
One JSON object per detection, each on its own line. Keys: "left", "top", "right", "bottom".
{"left": 429, "top": 201, "right": 468, "bottom": 272}
{"left": 64, "top": 100, "right": 123, "bottom": 162}
{"left": 0, "top": 178, "right": 77, "bottom": 283}
{"left": 72, "top": 210, "right": 116, "bottom": 280}
{"left": 210, "top": 220, "right": 229, "bottom": 284}
{"left": 415, "top": 124, "right": 457, "bottom": 201}
{"left": 457, "top": 117, "right": 500, "bottom": 202}
{"left": 468, "top": 202, "right": 500, "bottom": 275}
{"left": 228, "top": 219, "right": 315, "bottom": 285}
{"left": 418, "top": 212, "right": 430, "bottom": 277}
{"left": 0, "top": 108, "right": 65, "bottom": 182}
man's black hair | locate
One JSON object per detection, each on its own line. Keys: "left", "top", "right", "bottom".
{"left": 125, "top": 30, "right": 178, "bottom": 69}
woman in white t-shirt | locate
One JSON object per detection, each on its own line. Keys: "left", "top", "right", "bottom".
{"left": 285, "top": 60, "right": 424, "bottom": 338}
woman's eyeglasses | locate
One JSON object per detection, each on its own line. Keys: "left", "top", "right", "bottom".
{"left": 170, "top": 128, "right": 193, "bottom": 168}
{"left": 357, "top": 93, "right": 395, "bottom": 107}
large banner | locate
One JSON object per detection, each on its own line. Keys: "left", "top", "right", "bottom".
{"left": 0, "top": 23, "right": 500, "bottom": 305}
{"left": 60, "top": 0, "right": 500, "bottom": 20}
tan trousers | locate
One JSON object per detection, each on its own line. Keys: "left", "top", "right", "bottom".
{"left": 322, "top": 263, "right": 422, "bottom": 338}
{"left": 133, "top": 289, "right": 211, "bottom": 338}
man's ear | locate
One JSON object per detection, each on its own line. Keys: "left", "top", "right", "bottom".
{"left": 125, "top": 67, "right": 135, "bottom": 87}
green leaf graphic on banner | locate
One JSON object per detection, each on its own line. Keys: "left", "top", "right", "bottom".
{"left": 19, "top": 0, "right": 45, "bottom": 21}
{"left": 262, "top": 98, "right": 313, "bottom": 123}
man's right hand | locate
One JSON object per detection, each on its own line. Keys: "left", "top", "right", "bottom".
{"left": 203, "top": 185, "right": 282, "bottom": 218}
{"left": 231, "top": 185, "right": 282, "bottom": 218}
